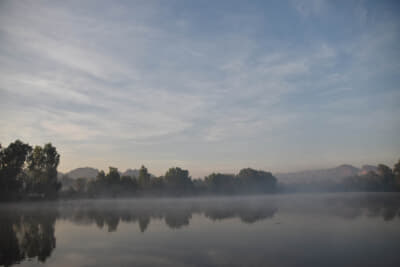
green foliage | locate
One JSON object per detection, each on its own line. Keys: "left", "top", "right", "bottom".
{"left": 394, "top": 160, "right": 400, "bottom": 177}
{"left": 164, "top": 167, "right": 193, "bottom": 194}
{"left": 205, "top": 173, "right": 236, "bottom": 194}
{"left": 85, "top": 168, "right": 140, "bottom": 198}
{"left": 377, "top": 164, "right": 395, "bottom": 190}
{"left": 204, "top": 169, "right": 278, "bottom": 194}
{"left": 0, "top": 140, "right": 32, "bottom": 200}
{"left": 343, "top": 162, "right": 400, "bottom": 192}
{"left": 237, "top": 168, "right": 277, "bottom": 193}
{"left": 394, "top": 159, "right": 400, "bottom": 190}
{"left": 150, "top": 177, "right": 164, "bottom": 192}
{"left": 138, "top": 165, "right": 150, "bottom": 189}
{"left": 343, "top": 171, "right": 383, "bottom": 191}
{"left": 106, "top": 167, "right": 120, "bottom": 184}
{"left": 121, "top": 175, "right": 139, "bottom": 193}
{"left": 26, "top": 143, "right": 61, "bottom": 199}
{"left": 3, "top": 139, "right": 398, "bottom": 200}
{"left": 97, "top": 170, "right": 106, "bottom": 181}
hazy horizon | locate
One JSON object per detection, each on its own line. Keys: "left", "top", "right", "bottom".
{"left": 59, "top": 162, "right": 382, "bottom": 179}
{"left": 1, "top": 0, "right": 399, "bottom": 177}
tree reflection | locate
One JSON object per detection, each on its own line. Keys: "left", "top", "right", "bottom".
{"left": 138, "top": 216, "right": 150, "bottom": 232}
{"left": 203, "top": 202, "right": 277, "bottom": 224}
{"left": 56, "top": 199, "right": 279, "bottom": 233}
{"left": 53, "top": 195, "right": 400, "bottom": 234}
{"left": 323, "top": 194, "right": 400, "bottom": 221}
{"left": 164, "top": 210, "right": 192, "bottom": 229}
{"left": 0, "top": 207, "right": 57, "bottom": 267}
{"left": 0, "top": 215, "right": 22, "bottom": 267}
{"left": 1, "top": 194, "right": 400, "bottom": 266}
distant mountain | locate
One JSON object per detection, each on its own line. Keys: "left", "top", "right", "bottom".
{"left": 62, "top": 167, "right": 155, "bottom": 179}
{"left": 65, "top": 167, "right": 99, "bottom": 179}
{"left": 122, "top": 169, "right": 140, "bottom": 177}
{"left": 275, "top": 164, "right": 376, "bottom": 184}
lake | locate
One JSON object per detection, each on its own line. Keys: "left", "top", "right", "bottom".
{"left": 1, "top": 193, "right": 400, "bottom": 267}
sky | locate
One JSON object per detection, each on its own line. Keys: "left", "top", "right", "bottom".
{"left": 0, "top": 0, "right": 399, "bottom": 177}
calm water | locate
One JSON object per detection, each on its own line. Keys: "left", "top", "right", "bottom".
{"left": 1, "top": 193, "right": 400, "bottom": 267}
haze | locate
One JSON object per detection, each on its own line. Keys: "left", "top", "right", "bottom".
{"left": 0, "top": 0, "right": 399, "bottom": 177}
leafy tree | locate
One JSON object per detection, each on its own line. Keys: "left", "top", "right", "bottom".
{"left": 0, "top": 140, "right": 32, "bottom": 200}
{"left": 26, "top": 143, "right": 61, "bottom": 199}
{"left": 205, "top": 173, "right": 236, "bottom": 194}
{"left": 150, "top": 176, "right": 164, "bottom": 193}
{"left": 86, "top": 170, "right": 106, "bottom": 197}
{"left": 121, "top": 175, "right": 138, "bottom": 194}
{"left": 377, "top": 164, "right": 395, "bottom": 191}
{"left": 343, "top": 171, "right": 383, "bottom": 192}
{"left": 164, "top": 167, "right": 193, "bottom": 194}
{"left": 105, "top": 167, "right": 121, "bottom": 197}
{"left": 106, "top": 167, "right": 120, "bottom": 184}
{"left": 192, "top": 178, "right": 207, "bottom": 194}
{"left": 138, "top": 165, "right": 150, "bottom": 189}
{"left": 97, "top": 170, "right": 106, "bottom": 181}
{"left": 237, "top": 168, "right": 277, "bottom": 193}
{"left": 393, "top": 159, "right": 400, "bottom": 190}
{"left": 394, "top": 160, "right": 400, "bottom": 177}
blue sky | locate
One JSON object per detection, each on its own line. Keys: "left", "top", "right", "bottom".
{"left": 0, "top": 0, "right": 399, "bottom": 177}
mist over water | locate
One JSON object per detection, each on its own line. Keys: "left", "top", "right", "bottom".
{"left": 1, "top": 193, "right": 400, "bottom": 267}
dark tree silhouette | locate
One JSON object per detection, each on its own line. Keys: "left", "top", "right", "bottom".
{"left": 26, "top": 143, "right": 61, "bottom": 199}
{"left": 164, "top": 167, "right": 193, "bottom": 195}
{"left": 237, "top": 168, "right": 277, "bottom": 193}
{"left": 0, "top": 140, "right": 32, "bottom": 200}
{"left": 0, "top": 208, "right": 57, "bottom": 266}
{"left": 138, "top": 165, "right": 151, "bottom": 189}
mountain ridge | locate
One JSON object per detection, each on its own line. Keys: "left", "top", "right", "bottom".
{"left": 61, "top": 164, "right": 378, "bottom": 181}
{"left": 275, "top": 164, "right": 377, "bottom": 184}
{"left": 61, "top": 167, "right": 149, "bottom": 179}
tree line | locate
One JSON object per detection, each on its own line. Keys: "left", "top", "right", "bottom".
{"left": 342, "top": 163, "right": 400, "bottom": 192}
{"left": 2, "top": 193, "right": 400, "bottom": 266}
{"left": 1, "top": 140, "right": 278, "bottom": 200}
{"left": 62, "top": 165, "right": 278, "bottom": 198}
{"left": 0, "top": 140, "right": 60, "bottom": 201}
{"left": 282, "top": 163, "right": 400, "bottom": 193}
{"left": 1, "top": 140, "right": 400, "bottom": 201}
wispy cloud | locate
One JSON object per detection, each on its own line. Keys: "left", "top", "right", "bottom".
{"left": 0, "top": 0, "right": 399, "bottom": 175}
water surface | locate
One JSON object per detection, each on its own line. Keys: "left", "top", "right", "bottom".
{"left": 1, "top": 193, "right": 400, "bottom": 267}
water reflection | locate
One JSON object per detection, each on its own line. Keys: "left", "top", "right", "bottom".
{"left": 0, "top": 193, "right": 400, "bottom": 267}
{"left": 0, "top": 208, "right": 57, "bottom": 266}
{"left": 59, "top": 198, "right": 279, "bottom": 232}
{"left": 57, "top": 194, "right": 400, "bottom": 232}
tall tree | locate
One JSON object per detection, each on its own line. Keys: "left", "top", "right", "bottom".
{"left": 106, "top": 167, "right": 121, "bottom": 197}
{"left": 205, "top": 173, "right": 236, "bottom": 194}
{"left": 164, "top": 167, "right": 193, "bottom": 194}
{"left": 377, "top": 164, "right": 395, "bottom": 191}
{"left": 27, "top": 143, "right": 61, "bottom": 199}
{"left": 0, "top": 140, "right": 32, "bottom": 200}
{"left": 393, "top": 160, "right": 400, "bottom": 190}
{"left": 138, "top": 165, "right": 150, "bottom": 189}
{"left": 106, "top": 167, "right": 120, "bottom": 184}
{"left": 237, "top": 168, "right": 277, "bottom": 193}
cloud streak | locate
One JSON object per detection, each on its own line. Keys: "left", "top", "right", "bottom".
{"left": 0, "top": 0, "right": 399, "bottom": 175}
